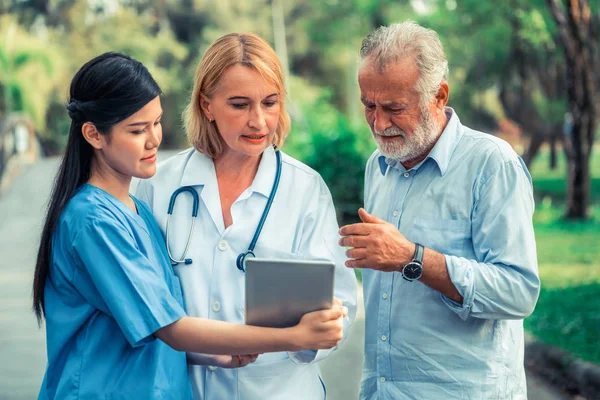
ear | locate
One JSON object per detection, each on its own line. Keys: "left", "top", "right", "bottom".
{"left": 435, "top": 82, "right": 449, "bottom": 111}
{"left": 81, "top": 122, "right": 105, "bottom": 150}
{"left": 200, "top": 94, "right": 213, "bottom": 121}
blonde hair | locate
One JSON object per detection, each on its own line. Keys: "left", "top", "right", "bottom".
{"left": 184, "top": 32, "right": 291, "bottom": 157}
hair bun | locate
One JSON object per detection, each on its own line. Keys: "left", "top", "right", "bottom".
{"left": 66, "top": 99, "right": 86, "bottom": 122}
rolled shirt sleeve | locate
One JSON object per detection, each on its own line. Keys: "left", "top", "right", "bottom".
{"left": 442, "top": 158, "right": 540, "bottom": 320}
{"left": 72, "top": 218, "right": 186, "bottom": 347}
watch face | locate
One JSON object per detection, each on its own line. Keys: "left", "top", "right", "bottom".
{"left": 403, "top": 262, "right": 423, "bottom": 280}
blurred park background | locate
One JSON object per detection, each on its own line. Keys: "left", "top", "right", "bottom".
{"left": 0, "top": 0, "right": 599, "bottom": 398}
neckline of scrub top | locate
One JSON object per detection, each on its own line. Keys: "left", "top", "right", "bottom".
{"left": 81, "top": 183, "right": 150, "bottom": 235}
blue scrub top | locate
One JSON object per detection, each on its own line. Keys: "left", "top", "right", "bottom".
{"left": 38, "top": 184, "right": 193, "bottom": 400}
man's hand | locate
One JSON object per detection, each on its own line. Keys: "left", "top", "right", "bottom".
{"left": 338, "top": 208, "right": 415, "bottom": 272}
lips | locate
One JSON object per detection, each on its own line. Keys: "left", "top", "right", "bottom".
{"left": 141, "top": 153, "right": 157, "bottom": 162}
{"left": 242, "top": 134, "right": 267, "bottom": 143}
{"left": 242, "top": 134, "right": 267, "bottom": 139}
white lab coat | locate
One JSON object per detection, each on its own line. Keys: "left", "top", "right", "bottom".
{"left": 135, "top": 146, "right": 358, "bottom": 400}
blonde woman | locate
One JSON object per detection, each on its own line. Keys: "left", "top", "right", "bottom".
{"left": 136, "top": 33, "right": 357, "bottom": 399}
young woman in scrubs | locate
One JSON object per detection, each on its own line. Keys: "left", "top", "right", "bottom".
{"left": 33, "top": 52, "right": 348, "bottom": 400}
{"left": 135, "top": 33, "right": 358, "bottom": 400}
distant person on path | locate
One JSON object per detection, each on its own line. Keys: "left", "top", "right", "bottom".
{"left": 33, "top": 52, "right": 347, "bottom": 400}
{"left": 135, "top": 32, "right": 358, "bottom": 400}
{"left": 338, "top": 21, "right": 540, "bottom": 399}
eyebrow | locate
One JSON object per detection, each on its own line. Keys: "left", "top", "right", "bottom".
{"left": 360, "top": 98, "right": 405, "bottom": 108}
{"left": 127, "top": 111, "right": 163, "bottom": 127}
{"left": 227, "top": 93, "right": 279, "bottom": 101}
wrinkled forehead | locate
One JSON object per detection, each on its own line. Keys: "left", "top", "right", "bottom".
{"left": 358, "top": 57, "right": 420, "bottom": 102}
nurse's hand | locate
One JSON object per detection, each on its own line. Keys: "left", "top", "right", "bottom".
{"left": 214, "top": 354, "right": 259, "bottom": 369}
{"left": 292, "top": 298, "right": 347, "bottom": 350}
{"left": 187, "top": 353, "right": 259, "bottom": 368}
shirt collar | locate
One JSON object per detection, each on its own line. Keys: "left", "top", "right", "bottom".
{"left": 378, "top": 107, "right": 461, "bottom": 176}
{"left": 249, "top": 145, "right": 278, "bottom": 198}
{"left": 179, "top": 145, "right": 276, "bottom": 198}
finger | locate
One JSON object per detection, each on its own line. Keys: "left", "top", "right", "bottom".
{"left": 240, "top": 355, "right": 255, "bottom": 365}
{"left": 320, "top": 307, "right": 343, "bottom": 322}
{"left": 345, "top": 259, "right": 376, "bottom": 269}
{"left": 358, "top": 208, "right": 385, "bottom": 224}
{"left": 345, "top": 247, "right": 368, "bottom": 260}
{"left": 333, "top": 297, "right": 342, "bottom": 307}
{"left": 342, "top": 306, "right": 349, "bottom": 318}
{"left": 339, "top": 235, "right": 368, "bottom": 248}
{"left": 338, "top": 223, "right": 372, "bottom": 237}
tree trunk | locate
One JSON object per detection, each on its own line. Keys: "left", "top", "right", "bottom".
{"left": 549, "top": 135, "right": 558, "bottom": 170}
{"left": 523, "top": 132, "right": 545, "bottom": 167}
{"left": 547, "top": 0, "right": 597, "bottom": 220}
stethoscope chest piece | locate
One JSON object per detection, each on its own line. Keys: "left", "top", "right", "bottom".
{"left": 236, "top": 250, "right": 255, "bottom": 272}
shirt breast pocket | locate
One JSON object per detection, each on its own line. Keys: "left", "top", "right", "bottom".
{"left": 412, "top": 217, "right": 471, "bottom": 256}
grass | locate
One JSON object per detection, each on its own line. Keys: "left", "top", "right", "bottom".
{"left": 524, "top": 147, "right": 600, "bottom": 364}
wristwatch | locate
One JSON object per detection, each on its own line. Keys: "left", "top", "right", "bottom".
{"left": 401, "top": 243, "right": 424, "bottom": 281}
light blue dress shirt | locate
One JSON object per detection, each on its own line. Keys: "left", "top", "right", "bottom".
{"left": 136, "top": 145, "right": 358, "bottom": 400}
{"left": 38, "top": 184, "right": 193, "bottom": 400}
{"left": 360, "top": 108, "right": 540, "bottom": 399}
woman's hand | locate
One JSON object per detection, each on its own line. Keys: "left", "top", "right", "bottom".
{"left": 187, "top": 353, "right": 259, "bottom": 368}
{"left": 290, "top": 297, "right": 348, "bottom": 351}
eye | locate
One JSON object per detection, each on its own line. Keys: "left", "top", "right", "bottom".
{"left": 263, "top": 101, "right": 277, "bottom": 107}
{"left": 132, "top": 128, "right": 146, "bottom": 135}
{"left": 231, "top": 103, "right": 248, "bottom": 109}
{"left": 154, "top": 120, "right": 162, "bottom": 126}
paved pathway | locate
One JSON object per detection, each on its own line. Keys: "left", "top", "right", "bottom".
{"left": 0, "top": 155, "right": 571, "bottom": 399}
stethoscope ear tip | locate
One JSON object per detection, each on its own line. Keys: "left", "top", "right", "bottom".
{"left": 184, "top": 258, "right": 193, "bottom": 265}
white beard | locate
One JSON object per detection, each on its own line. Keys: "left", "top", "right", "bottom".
{"left": 373, "top": 107, "right": 439, "bottom": 162}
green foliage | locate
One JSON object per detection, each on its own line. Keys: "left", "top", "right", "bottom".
{"left": 285, "top": 76, "right": 373, "bottom": 224}
{"left": 0, "top": 15, "right": 62, "bottom": 128}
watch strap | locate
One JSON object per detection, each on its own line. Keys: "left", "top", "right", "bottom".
{"left": 413, "top": 243, "right": 424, "bottom": 264}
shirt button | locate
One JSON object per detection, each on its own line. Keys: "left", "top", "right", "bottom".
{"left": 212, "top": 301, "right": 221, "bottom": 312}
{"left": 380, "top": 377, "right": 386, "bottom": 383}
{"left": 208, "top": 365, "right": 218, "bottom": 371}
{"left": 403, "top": 172, "right": 410, "bottom": 178}
{"left": 217, "top": 240, "right": 228, "bottom": 251}
{"left": 382, "top": 293, "right": 388, "bottom": 299}
{"left": 381, "top": 335, "right": 387, "bottom": 341}
{"left": 392, "top": 210, "right": 399, "bottom": 217}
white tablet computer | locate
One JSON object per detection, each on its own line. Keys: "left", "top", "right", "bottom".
{"left": 244, "top": 258, "right": 335, "bottom": 328}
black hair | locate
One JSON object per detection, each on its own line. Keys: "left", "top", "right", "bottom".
{"left": 33, "top": 52, "right": 161, "bottom": 323}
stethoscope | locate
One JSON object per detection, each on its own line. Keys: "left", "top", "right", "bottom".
{"left": 165, "top": 146, "right": 282, "bottom": 272}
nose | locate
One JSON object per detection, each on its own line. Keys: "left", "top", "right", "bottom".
{"left": 146, "top": 124, "right": 162, "bottom": 149}
{"left": 373, "top": 108, "right": 392, "bottom": 133}
{"left": 248, "top": 106, "right": 266, "bottom": 130}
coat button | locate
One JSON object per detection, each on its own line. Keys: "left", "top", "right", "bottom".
{"left": 218, "top": 240, "right": 228, "bottom": 251}
{"left": 212, "top": 301, "right": 221, "bottom": 312}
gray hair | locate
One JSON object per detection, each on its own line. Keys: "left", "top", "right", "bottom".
{"left": 360, "top": 21, "right": 449, "bottom": 105}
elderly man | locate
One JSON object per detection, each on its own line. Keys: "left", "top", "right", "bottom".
{"left": 339, "top": 21, "right": 540, "bottom": 399}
